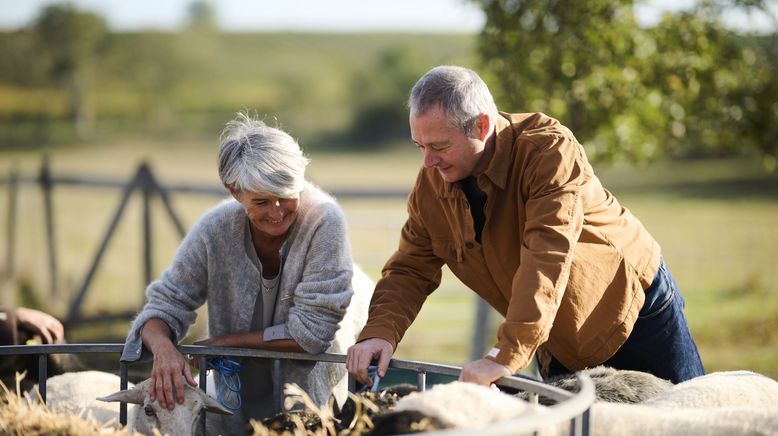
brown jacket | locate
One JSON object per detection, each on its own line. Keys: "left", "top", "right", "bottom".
{"left": 358, "top": 112, "right": 661, "bottom": 373}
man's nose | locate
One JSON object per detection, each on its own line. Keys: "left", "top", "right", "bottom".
{"left": 423, "top": 149, "right": 440, "bottom": 168}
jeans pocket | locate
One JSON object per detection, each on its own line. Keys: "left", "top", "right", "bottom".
{"left": 638, "top": 289, "right": 676, "bottom": 320}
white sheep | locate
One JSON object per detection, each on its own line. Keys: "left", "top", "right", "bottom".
{"left": 381, "top": 370, "right": 778, "bottom": 436}
{"left": 331, "top": 263, "right": 374, "bottom": 348}
{"left": 587, "top": 371, "right": 778, "bottom": 436}
{"left": 33, "top": 370, "right": 232, "bottom": 436}
{"left": 31, "top": 370, "right": 135, "bottom": 427}
{"left": 98, "top": 375, "right": 233, "bottom": 436}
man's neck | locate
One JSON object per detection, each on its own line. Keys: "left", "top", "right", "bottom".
{"left": 473, "top": 129, "right": 497, "bottom": 176}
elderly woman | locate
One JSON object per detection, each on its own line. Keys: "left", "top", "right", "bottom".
{"left": 121, "top": 113, "right": 367, "bottom": 431}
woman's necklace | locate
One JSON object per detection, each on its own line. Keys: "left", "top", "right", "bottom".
{"left": 261, "top": 263, "right": 282, "bottom": 294}
{"left": 261, "top": 276, "right": 278, "bottom": 293}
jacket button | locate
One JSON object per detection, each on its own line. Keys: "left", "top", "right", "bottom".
{"left": 465, "top": 242, "right": 474, "bottom": 249}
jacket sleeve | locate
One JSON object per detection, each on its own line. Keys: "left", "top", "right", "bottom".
{"left": 357, "top": 184, "right": 445, "bottom": 350}
{"left": 486, "top": 132, "right": 586, "bottom": 372}
{"left": 275, "top": 204, "right": 356, "bottom": 354}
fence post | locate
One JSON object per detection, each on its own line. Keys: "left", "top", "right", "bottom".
{"left": 39, "top": 155, "right": 59, "bottom": 298}
{"left": 67, "top": 169, "right": 140, "bottom": 323}
{"left": 4, "top": 164, "right": 18, "bottom": 278}
{"left": 148, "top": 168, "right": 186, "bottom": 238}
{"left": 139, "top": 163, "right": 153, "bottom": 286}
{"left": 470, "top": 297, "right": 493, "bottom": 361}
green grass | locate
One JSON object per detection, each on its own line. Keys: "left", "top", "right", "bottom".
{"left": 1, "top": 144, "right": 777, "bottom": 378}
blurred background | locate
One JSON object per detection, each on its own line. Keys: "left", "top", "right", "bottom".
{"left": 0, "top": 0, "right": 776, "bottom": 377}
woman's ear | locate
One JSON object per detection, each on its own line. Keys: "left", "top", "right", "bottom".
{"left": 228, "top": 186, "right": 240, "bottom": 201}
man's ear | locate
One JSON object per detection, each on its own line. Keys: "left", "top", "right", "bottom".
{"left": 476, "top": 113, "right": 491, "bottom": 141}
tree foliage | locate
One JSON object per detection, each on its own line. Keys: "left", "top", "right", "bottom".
{"left": 477, "top": 0, "right": 778, "bottom": 168}
{"left": 32, "top": 4, "right": 108, "bottom": 138}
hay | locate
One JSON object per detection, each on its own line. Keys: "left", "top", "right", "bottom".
{"left": 0, "top": 373, "right": 134, "bottom": 436}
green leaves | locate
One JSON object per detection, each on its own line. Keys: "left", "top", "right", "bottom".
{"left": 477, "top": 0, "right": 778, "bottom": 167}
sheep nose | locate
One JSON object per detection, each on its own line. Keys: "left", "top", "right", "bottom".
{"left": 144, "top": 405, "right": 155, "bottom": 416}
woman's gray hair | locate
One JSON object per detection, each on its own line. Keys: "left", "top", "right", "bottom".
{"left": 408, "top": 65, "right": 498, "bottom": 137}
{"left": 217, "top": 112, "right": 310, "bottom": 197}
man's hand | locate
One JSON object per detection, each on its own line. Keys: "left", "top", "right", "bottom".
{"left": 15, "top": 307, "right": 64, "bottom": 344}
{"left": 459, "top": 358, "right": 511, "bottom": 386}
{"left": 346, "top": 338, "right": 393, "bottom": 387}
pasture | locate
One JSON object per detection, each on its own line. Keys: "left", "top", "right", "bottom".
{"left": 1, "top": 141, "right": 777, "bottom": 378}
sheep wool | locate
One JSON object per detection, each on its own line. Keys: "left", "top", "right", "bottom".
{"left": 394, "top": 381, "right": 546, "bottom": 429}
{"left": 34, "top": 370, "right": 134, "bottom": 427}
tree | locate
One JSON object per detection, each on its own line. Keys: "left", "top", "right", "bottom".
{"left": 186, "top": 0, "right": 219, "bottom": 32}
{"left": 346, "top": 48, "right": 426, "bottom": 147}
{"left": 476, "top": 0, "right": 778, "bottom": 166}
{"left": 33, "top": 4, "right": 108, "bottom": 139}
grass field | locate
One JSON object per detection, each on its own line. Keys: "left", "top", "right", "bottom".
{"left": 1, "top": 142, "right": 777, "bottom": 378}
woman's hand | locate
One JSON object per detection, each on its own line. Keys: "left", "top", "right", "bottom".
{"left": 141, "top": 319, "right": 197, "bottom": 411}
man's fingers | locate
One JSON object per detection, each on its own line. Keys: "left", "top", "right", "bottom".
{"left": 376, "top": 347, "right": 391, "bottom": 378}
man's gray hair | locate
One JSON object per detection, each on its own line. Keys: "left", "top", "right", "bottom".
{"left": 218, "top": 112, "right": 310, "bottom": 197}
{"left": 408, "top": 65, "right": 498, "bottom": 137}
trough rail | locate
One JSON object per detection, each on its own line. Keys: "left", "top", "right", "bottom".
{"left": 0, "top": 344, "right": 594, "bottom": 435}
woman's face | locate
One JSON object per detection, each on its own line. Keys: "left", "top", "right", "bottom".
{"left": 233, "top": 189, "right": 300, "bottom": 239}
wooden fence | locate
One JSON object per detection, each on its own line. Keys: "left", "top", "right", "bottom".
{"left": 1, "top": 157, "right": 494, "bottom": 358}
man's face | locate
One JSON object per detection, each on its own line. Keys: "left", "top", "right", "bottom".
{"left": 410, "top": 105, "right": 488, "bottom": 183}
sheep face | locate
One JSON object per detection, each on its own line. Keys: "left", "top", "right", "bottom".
{"left": 98, "top": 378, "right": 232, "bottom": 436}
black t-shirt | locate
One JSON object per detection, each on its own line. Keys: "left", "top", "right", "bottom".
{"left": 459, "top": 176, "right": 487, "bottom": 243}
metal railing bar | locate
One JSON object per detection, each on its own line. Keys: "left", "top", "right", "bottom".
{"left": 1, "top": 344, "right": 593, "bottom": 435}
{"left": 120, "top": 362, "right": 128, "bottom": 425}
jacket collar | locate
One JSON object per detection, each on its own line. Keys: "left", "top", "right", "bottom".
{"left": 483, "top": 112, "right": 514, "bottom": 190}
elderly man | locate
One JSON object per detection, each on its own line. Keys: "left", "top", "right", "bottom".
{"left": 347, "top": 65, "right": 704, "bottom": 387}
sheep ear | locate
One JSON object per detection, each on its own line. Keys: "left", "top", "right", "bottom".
{"left": 97, "top": 385, "right": 146, "bottom": 405}
{"left": 202, "top": 394, "right": 233, "bottom": 415}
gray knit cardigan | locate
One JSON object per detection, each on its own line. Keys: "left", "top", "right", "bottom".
{"left": 121, "top": 181, "right": 358, "bottom": 426}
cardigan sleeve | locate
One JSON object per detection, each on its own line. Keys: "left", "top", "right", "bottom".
{"left": 280, "top": 203, "right": 355, "bottom": 354}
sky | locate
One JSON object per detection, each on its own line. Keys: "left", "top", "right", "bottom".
{"left": 0, "top": 0, "right": 775, "bottom": 33}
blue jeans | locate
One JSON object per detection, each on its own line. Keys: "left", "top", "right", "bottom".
{"left": 544, "top": 257, "right": 705, "bottom": 383}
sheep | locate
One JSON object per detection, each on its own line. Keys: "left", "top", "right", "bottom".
{"left": 33, "top": 370, "right": 137, "bottom": 427}
{"left": 517, "top": 366, "right": 673, "bottom": 405}
{"left": 98, "top": 375, "right": 233, "bottom": 436}
{"left": 1, "top": 375, "right": 133, "bottom": 436}
{"left": 370, "top": 370, "right": 778, "bottom": 436}
{"left": 332, "top": 263, "right": 374, "bottom": 347}
{"left": 26, "top": 370, "right": 232, "bottom": 436}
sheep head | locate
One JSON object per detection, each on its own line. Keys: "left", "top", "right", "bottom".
{"left": 97, "top": 377, "right": 232, "bottom": 436}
